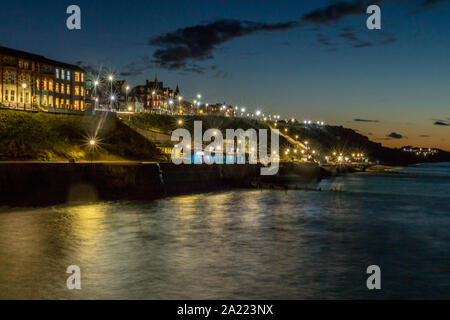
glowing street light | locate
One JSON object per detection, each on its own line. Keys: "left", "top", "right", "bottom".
{"left": 90, "top": 139, "right": 96, "bottom": 146}
{"left": 108, "top": 75, "right": 114, "bottom": 109}
{"left": 21, "top": 83, "right": 27, "bottom": 109}
{"left": 178, "top": 119, "right": 183, "bottom": 125}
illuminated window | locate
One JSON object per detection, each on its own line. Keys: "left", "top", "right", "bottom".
{"left": 75, "top": 72, "right": 80, "bottom": 82}
{"left": 74, "top": 100, "right": 79, "bottom": 110}
{"left": 43, "top": 79, "right": 48, "bottom": 91}
{"left": 81, "top": 87, "right": 84, "bottom": 96}
{"left": 36, "top": 79, "right": 40, "bottom": 89}
{"left": 80, "top": 100, "right": 84, "bottom": 110}
{"left": 81, "top": 73, "right": 84, "bottom": 82}
{"left": 61, "top": 69, "right": 65, "bottom": 80}
{"left": 74, "top": 86, "right": 79, "bottom": 96}
{"left": 56, "top": 69, "right": 60, "bottom": 79}
{"left": 49, "top": 96, "right": 53, "bottom": 106}
{"left": 43, "top": 95, "right": 48, "bottom": 105}
{"left": 55, "top": 83, "right": 59, "bottom": 93}
{"left": 49, "top": 80, "right": 53, "bottom": 92}
{"left": 66, "top": 86, "right": 70, "bottom": 95}
{"left": 55, "top": 97, "right": 59, "bottom": 108}
{"left": 67, "top": 71, "right": 71, "bottom": 81}
{"left": 61, "top": 84, "right": 64, "bottom": 94}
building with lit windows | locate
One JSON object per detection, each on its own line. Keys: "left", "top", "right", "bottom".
{"left": 132, "top": 76, "right": 181, "bottom": 112}
{"left": 198, "top": 103, "right": 234, "bottom": 116}
{"left": 0, "top": 46, "right": 86, "bottom": 112}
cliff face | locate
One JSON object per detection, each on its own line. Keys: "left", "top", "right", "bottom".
{"left": 276, "top": 122, "right": 450, "bottom": 166}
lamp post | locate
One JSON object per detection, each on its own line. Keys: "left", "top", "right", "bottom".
{"left": 125, "top": 85, "right": 130, "bottom": 110}
{"left": 108, "top": 75, "right": 113, "bottom": 110}
{"left": 110, "top": 95, "right": 115, "bottom": 111}
{"left": 93, "top": 80, "right": 99, "bottom": 110}
{"left": 178, "top": 96, "right": 182, "bottom": 113}
{"left": 22, "top": 83, "right": 27, "bottom": 110}
{"left": 151, "top": 91, "right": 155, "bottom": 113}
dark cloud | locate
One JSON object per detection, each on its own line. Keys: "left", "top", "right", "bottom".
{"left": 353, "top": 41, "right": 373, "bottom": 48}
{"left": 149, "top": 19, "right": 298, "bottom": 71}
{"left": 316, "top": 33, "right": 335, "bottom": 47}
{"left": 143, "top": 0, "right": 442, "bottom": 72}
{"left": 75, "top": 61, "right": 99, "bottom": 74}
{"left": 380, "top": 35, "right": 398, "bottom": 45}
{"left": 302, "top": 1, "right": 368, "bottom": 24}
{"left": 421, "top": 0, "right": 449, "bottom": 7}
{"left": 354, "top": 118, "right": 380, "bottom": 122}
{"left": 387, "top": 132, "right": 403, "bottom": 139}
{"left": 338, "top": 30, "right": 358, "bottom": 42}
{"left": 434, "top": 120, "right": 450, "bottom": 126}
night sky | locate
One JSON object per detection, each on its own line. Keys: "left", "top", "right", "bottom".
{"left": 1, "top": 0, "right": 449, "bottom": 150}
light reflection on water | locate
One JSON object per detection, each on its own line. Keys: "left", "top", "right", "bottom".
{"left": 0, "top": 163, "right": 449, "bottom": 299}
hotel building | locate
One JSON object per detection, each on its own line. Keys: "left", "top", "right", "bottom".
{"left": 0, "top": 46, "right": 86, "bottom": 112}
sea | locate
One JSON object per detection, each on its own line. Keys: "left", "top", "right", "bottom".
{"left": 0, "top": 162, "right": 449, "bottom": 299}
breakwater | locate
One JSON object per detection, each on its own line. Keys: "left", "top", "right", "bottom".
{"left": 0, "top": 162, "right": 338, "bottom": 207}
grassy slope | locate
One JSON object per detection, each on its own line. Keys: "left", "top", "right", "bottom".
{"left": 121, "top": 113, "right": 295, "bottom": 157}
{"left": 0, "top": 110, "right": 162, "bottom": 161}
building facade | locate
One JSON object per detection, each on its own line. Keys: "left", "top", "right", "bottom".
{"left": 132, "top": 76, "right": 181, "bottom": 112}
{"left": 198, "top": 103, "right": 234, "bottom": 116}
{"left": 0, "top": 46, "right": 86, "bottom": 112}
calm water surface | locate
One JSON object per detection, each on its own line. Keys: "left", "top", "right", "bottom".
{"left": 0, "top": 163, "right": 449, "bottom": 299}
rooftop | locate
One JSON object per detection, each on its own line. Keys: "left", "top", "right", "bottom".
{"left": 0, "top": 46, "right": 85, "bottom": 72}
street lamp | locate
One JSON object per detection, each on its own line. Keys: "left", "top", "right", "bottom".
{"left": 108, "top": 75, "right": 113, "bottom": 109}
{"left": 22, "top": 83, "right": 27, "bottom": 109}
{"left": 125, "top": 86, "right": 130, "bottom": 109}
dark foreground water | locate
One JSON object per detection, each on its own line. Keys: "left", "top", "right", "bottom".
{"left": 0, "top": 163, "right": 449, "bottom": 299}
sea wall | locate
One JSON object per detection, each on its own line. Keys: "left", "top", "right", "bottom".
{"left": 0, "top": 162, "right": 262, "bottom": 207}
{"left": 0, "top": 161, "right": 336, "bottom": 207}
